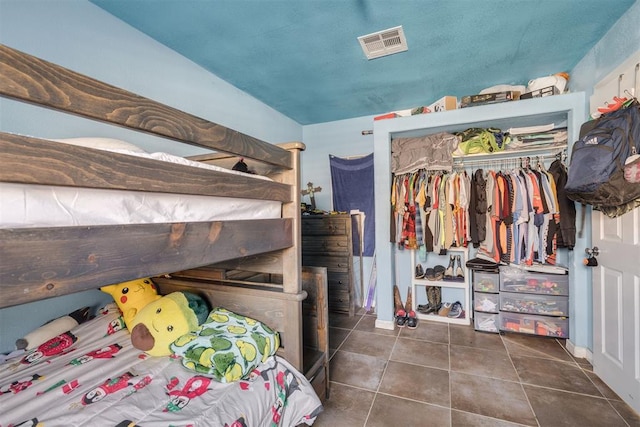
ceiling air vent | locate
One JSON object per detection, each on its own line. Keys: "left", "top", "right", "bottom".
{"left": 358, "top": 26, "right": 408, "bottom": 60}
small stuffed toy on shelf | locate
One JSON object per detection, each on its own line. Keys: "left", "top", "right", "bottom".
{"left": 100, "top": 278, "right": 161, "bottom": 329}
{"left": 16, "top": 306, "right": 91, "bottom": 350}
{"left": 129, "top": 292, "right": 209, "bottom": 357}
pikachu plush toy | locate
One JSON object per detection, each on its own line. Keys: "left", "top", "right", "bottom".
{"left": 100, "top": 278, "right": 161, "bottom": 330}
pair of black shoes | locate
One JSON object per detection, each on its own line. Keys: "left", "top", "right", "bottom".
{"left": 395, "top": 308, "right": 418, "bottom": 329}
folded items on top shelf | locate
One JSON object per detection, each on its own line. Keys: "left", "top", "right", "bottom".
{"left": 506, "top": 126, "right": 568, "bottom": 150}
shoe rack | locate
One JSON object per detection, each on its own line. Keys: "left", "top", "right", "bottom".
{"left": 410, "top": 247, "right": 471, "bottom": 325}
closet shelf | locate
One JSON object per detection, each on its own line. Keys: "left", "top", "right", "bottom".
{"left": 413, "top": 279, "right": 467, "bottom": 289}
{"left": 452, "top": 143, "right": 567, "bottom": 164}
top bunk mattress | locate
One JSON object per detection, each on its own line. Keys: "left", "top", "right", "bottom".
{"left": 0, "top": 141, "right": 281, "bottom": 229}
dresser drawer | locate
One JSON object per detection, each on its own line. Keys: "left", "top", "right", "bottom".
{"left": 302, "top": 235, "right": 350, "bottom": 256}
{"left": 301, "top": 255, "right": 352, "bottom": 273}
{"left": 328, "top": 289, "right": 351, "bottom": 313}
{"left": 302, "top": 216, "right": 349, "bottom": 235}
{"left": 327, "top": 272, "right": 351, "bottom": 291}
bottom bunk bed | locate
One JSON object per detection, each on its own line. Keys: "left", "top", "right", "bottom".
{"left": 0, "top": 303, "right": 322, "bottom": 426}
{"left": 0, "top": 267, "right": 329, "bottom": 425}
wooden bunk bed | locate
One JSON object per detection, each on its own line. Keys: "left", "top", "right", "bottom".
{"left": 0, "top": 44, "right": 328, "bottom": 424}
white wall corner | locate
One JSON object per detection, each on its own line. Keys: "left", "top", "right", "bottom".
{"left": 566, "top": 340, "right": 593, "bottom": 363}
{"left": 375, "top": 318, "right": 395, "bottom": 331}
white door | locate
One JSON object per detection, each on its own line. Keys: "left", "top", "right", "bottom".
{"left": 591, "top": 207, "right": 640, "bottom": 414}
{"left": 589, "top": 52, "right": 640, "bottom": 414}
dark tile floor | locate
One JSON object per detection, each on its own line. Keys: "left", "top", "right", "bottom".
{"left": 313, "top": 311, "right": 640, "bottom": 427}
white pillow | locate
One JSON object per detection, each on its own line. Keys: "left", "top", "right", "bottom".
{"left": 49, "top": 137, "right": 148, "bottom": 153}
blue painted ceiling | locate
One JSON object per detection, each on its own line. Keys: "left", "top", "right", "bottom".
{"left": 91, "top": 0, "right": 635, "bottom": 125}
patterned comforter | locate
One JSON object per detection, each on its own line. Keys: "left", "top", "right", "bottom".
{"left": 0, "top": 304, "right": 322, "bottom": 426}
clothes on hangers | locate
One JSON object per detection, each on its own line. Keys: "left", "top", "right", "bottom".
{"left": 390, "top": 152, "right": 573, "bottom": 266}
{"left": 391, "top": 170, "right": 472, "bottom": 252}
{"left": 548, "top": 158, "right": 576, "bottom": 249}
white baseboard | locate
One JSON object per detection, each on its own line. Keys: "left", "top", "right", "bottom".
{"left": 566, "top": 340, "right": 593, "bottom": 363}
{"left": 375, "top": 318, "right": 395, "bottom": 331}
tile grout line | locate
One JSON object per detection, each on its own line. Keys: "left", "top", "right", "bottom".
{"left": 328, "top": 313, "right": 366, "bottom": 356}
{"left": 362, "top": 316, "right": 403, "bottom": 427}
{"left": 448, "top": 323, "right": 453, "bottom": 427}
{"left": 574, "top": 351, "right": 633, "bottom": 427}
{"left": 501, "top": 333, "right": 542, "bottom": 427}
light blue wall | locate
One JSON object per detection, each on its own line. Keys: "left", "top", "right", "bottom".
{"left": 301, "top": 116, "right": 378, "bottom": 306}
{"left": 0, "top": 0, "right": 301, "bottom": 354}
{"left": 571, "top": 0, "right": 640, "bottom": 103}
{"left": 301, "top": 117, "right": 376, "bottom": 211}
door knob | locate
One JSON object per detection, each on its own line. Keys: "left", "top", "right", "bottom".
{"left": 584, "top": 246, "right": 599, "bottom": 267}
{"left": 585, "top": 246, "right": 599, "bottom": 257}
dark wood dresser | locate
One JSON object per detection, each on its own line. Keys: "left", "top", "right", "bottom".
{"left": 301, "top": 214, "right": 356, "bottom": 316}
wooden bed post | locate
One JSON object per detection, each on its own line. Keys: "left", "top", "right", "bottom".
{"left": 275, "top": 141, "right": 305, "bottom": 369}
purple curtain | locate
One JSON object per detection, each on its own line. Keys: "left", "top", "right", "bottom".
{"left": 329, "top": 153, "right": 375, "bottom": 256}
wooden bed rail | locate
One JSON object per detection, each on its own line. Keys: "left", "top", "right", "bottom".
{"left": 0, "top": 132, "right": 291, "bottom": 202}
{"left": 0, "top": 219, "right": 293, "bottom": 309}
{"left": 0, "top": 44, "right": 292, "bottom": 169}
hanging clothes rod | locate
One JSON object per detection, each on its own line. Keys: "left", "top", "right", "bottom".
{"left": 452, "top": 145, "right": 567, "bottom": 168}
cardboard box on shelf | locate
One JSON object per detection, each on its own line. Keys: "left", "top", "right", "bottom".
{"left": 428, "top": 95, "right": 457, "bottom": 112}
{"left": 460, "top": 91, "right": 521, "bottom": 108}
{"left": 520, "top": 86, "right": 560, "bottom": 99}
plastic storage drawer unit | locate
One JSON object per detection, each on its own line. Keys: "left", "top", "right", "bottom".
{"left": 473, "top": 271, "right": 500, "bottom": 293}
{"left": 474, "top": 312, "right": 500, "bottom": 333}
{"left": 500, "top": 292, "right": 569, "bottom": 316}
{"left": 499, "top": 312, "right": 569, "bottom": 337}
{"left": 474, "top": 291, "right": 499, "bottom": 313}
{"left": 499, "top": 267, "right": 568, "bottom": 296}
